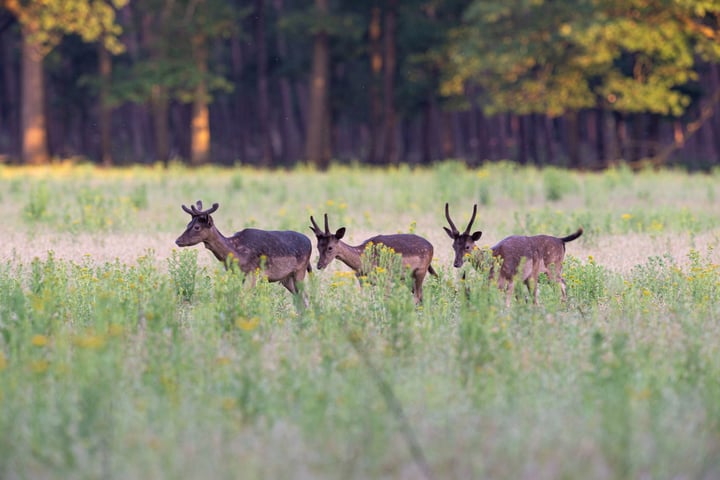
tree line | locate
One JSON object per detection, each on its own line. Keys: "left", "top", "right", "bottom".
{"left": 1, "top": 0, "right": 719, "bottom": 169}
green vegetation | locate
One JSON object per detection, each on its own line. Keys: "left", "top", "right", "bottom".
{"left": 0, "top": 163, "right": 719, "bottom": 479}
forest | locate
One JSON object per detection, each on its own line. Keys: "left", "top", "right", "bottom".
{"left": 1, "top": 0, "right": 720, "bottom": 169}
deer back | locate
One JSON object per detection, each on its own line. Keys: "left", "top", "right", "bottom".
{"left": 362, "top": 234, "right": 434, "bottom": 271}
{"left": 228, "top": 229, "right": 312, "bottom": 279}
{"left": 491, "top": 236, "right": 541, "bottom": 280}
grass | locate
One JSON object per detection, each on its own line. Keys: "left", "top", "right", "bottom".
{"left": 0, "top": 161, "right": 719, "bottom": 479}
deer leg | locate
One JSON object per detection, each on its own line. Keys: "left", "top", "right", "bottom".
{"left": 413, "top": 270, "right": 426, "bottom": 304}
{"left": 280, "top": 276, "right": 298, "bottom": 294}
{"left": 503, "top": 278, "right": 513, "bottom": 307}
{"left": 282, "top": 275, "right": 309, "bottom": 310}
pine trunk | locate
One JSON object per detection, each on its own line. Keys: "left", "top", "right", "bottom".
{"left": 381, "top": 0, "right": 398, "bottom": 165}
{"left": 367, "top": 5, "right": 383, "bottom": 165}
{"left": 190, "top": 34, "right": 210, "bottom": 166}
{"left": 255, "top": 0, "right": 273, "bottom": 167}
{"left": 98, "top": 43, "right": 112, "bottom": 166}
{"left": 305, "top": 0, "right": 331, "bottom": 169}
{"left": 20, "top": 25, "right": 49, "bottom": 165}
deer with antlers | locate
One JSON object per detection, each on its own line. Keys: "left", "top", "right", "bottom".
{"left": 176, "top": 201, "right": 312, "bottom": 306}
{"left": 309, "top": 214, "right": 437, "bottom": 304}
{"left": 444, "top": 203, "right": 583, "bottom": 306}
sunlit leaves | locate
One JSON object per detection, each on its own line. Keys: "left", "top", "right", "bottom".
{"left": 445, "top": 0, "right": 720, "bottom": 117}
{"left": 6, "top": 0, "right": 127, "bottom": 54}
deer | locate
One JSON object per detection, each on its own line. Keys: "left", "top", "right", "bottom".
{"left": 309, "top": 213, "right": 437, "bottom": 304}
{"left": 175, "top": 200, "right": 312, "bottom": 307}
{"left": 444, "top": 203, "right": 583, "bottom": 306}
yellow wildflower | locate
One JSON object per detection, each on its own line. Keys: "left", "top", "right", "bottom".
{"left": 621, "top": 213, "right": 632, "bottom": 220}
{"left": 221, "top": 397, "right": 237, "bottom": 410}
{"left": 29, "top": 360, "right": 49, "bottom": 374}
{"left": 235, "top": 317, "right": 260, "bottom": 332}
{"left": 73, "top": 334, "right": 106, "bottom": 350}
{"left": 108, "top": 324, "right": 125, "bottom": 337}
{"left": 215, "top": 356, "right": 232, "bottom": 366}
{"left": 31, "top": 334, "right": 49, "bottom": 347}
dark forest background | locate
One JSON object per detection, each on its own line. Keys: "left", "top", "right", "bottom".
{"left": 2, "top": 0, "right": 720, "bottom": 170}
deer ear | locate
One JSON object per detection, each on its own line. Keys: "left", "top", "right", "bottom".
{"left": 471, "top": 231, "right": 482, "bottom": 241}
{"left": 335, "top": 227, "right": 346, "bottom": 240}
{"left": 443, "top": 227, "right": 455, "bottom": 239}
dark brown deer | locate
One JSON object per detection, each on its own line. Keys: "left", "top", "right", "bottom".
{"left": 444, "top": 203, "right": 582, "bottom": 306}
{"left": 176, "top": 200, "right": 312, "bottom": 306}
{"left": 309, "top": 213, "right": 437, "bottom": 304}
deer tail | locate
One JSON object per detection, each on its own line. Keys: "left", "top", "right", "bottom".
{"left": 428, "top": 265, "right": 439, "bottom": 277}
{"left": 561, "top": 227, "right": 583, "bottom": 243}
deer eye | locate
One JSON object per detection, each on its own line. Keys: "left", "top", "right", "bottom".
{"left": 194, "top": 225, "right": 200, "bottom": 231}
{"left": 328, "top": 246, "right": 333, "bottom": 251}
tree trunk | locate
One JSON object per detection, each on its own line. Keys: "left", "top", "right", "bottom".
{"left": 20, "top": 25, "right": 49, "bottom": 165}
{"left": 190, "top": 33, "right": 210, "bottom": 166}
{"left": 594, "top": 107, "right": 607, "bottom": 169}
{"left": 441, "top": 110, "right": 455, "bottom": 159}
{"left": 420, "top": 101, "right": 432, "bottom": 165}
{"left": 0, "top": 27, "right": 18, "bottom": 157}
{"left": 305, "top": 0, "right": 331, "bottom": 169}
{"left": 542, "top": 115, "right": 556, "bottom": 165}
{"left": 565, "top": 111, "right": 581, "bottom": 168}
{"left": 98, "top": 42, "right": 112, "bottom": 166}
{"left": 151, "top": 85, "right": 170, "bottom": 165}
{"left": 255, "top": 0, "right": 273, "bottom": 167}
{"left": 381, "top": 0, "right": 398, "bottom": 165}
{"left": 612, "top": 111, "right": 626, "bottom": 163}
{"left": 367, "top": 5, "right": 383, "bottom": 165}
{"left": 528, "top": 114, "right": 538, "bottom": 165}
{"left": 272, "top": 0, "right": 302, "bottom": 165}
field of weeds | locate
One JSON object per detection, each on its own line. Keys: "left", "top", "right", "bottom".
{"left": 1, "top": 162, "right": 719, "bottom": 479}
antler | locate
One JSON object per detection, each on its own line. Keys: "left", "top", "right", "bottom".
{"left": 309, "top": 213, "right": 332, "bottom": 235}
{"left": 310, "top": 215, "right": 322, "bottom": 234}
{"left": 445, "top": 203, "right": 459, "bottom": 235}
{"left": 464, "top": 204, "right": 477, "bottom": 235}
{"left": 182, "top": 200, "right": 219, "bottom": 216}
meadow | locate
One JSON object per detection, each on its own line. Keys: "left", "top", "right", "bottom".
{"left": 0, "top": 161, "right": 719, "bottom": 479}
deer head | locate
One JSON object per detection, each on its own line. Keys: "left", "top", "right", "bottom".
{"left": 309, "top": 213, "right": 346, "bottom": 269}
{"left": 176, "top": 200, "right": 220, "bottom": 247}
{"left": 444, "top": 203, "right": 482, "bottom": 268}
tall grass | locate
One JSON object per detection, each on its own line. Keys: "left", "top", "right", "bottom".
{"left": 0, "top": 162, "right": 719, "bottom": 479}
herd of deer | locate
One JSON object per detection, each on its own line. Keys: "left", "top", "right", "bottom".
{"left": 176, "top": 200, "right": 583, "bottom": 307}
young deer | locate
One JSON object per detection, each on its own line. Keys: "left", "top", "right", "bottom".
{"left": 309, "top": 213, "right": 437, "bottom": 304}
{"left": 176, "top": 200, "right": 312, "bottom": 305}
{"left": 444, "top": 203, "right": 583, "bottom": 306}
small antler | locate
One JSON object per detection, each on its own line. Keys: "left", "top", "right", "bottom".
{"left": 445, "top": 203, "right": 459, "bottom": 235}
{"left": 310, "top": 215, "right": 322, "bottom": 234}
{"left": 463, "top": 204, "right": 478, "bottom": 235}
{"left": 323, "top": 213, "right": 330, "bottom": 234}
{"left": 182, "top": 200, "right": 219, "bottom": 217}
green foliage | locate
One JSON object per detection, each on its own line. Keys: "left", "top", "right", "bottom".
{"left": 23, "top": 182, "right": 51, "bottom": 221}
{"left": 542, "top": 166, "right": 578, "bottom": 201}
{"left": 446, "top": 0, "right": 720, "bottom": 117}
{"left": 9, "top": 0, "right": 128, "bottom": 55}
{"left": 167, "top": 249, "right": 198, "bottom": 303}
{"left": 1, "top": 164, "right": 720, "bottom": 478}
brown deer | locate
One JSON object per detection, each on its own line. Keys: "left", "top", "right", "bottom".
{"left": 176, "top": 200, "right": 312, "bottom": 306}
{"left": 309, "top": 213, "right": 437, "bottom": 304}
{"left": 444, "top": 203, "right": 583, "bottom": 306}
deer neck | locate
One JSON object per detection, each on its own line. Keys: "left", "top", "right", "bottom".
{"left": 203, "top": 227, "right": 236, "bottom": 263}
{"left": 335, "top": 241, "right": 365, "bottom": 272}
